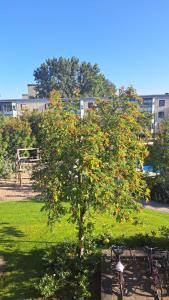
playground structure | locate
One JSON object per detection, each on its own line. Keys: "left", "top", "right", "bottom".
{"left": 15, "top": 148, "right": 40, "bottom": 186}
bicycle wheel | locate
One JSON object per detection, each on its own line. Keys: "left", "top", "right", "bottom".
{"left": 119, "top": 272, "right": 124, "bottom": 300}
{"left": 154, "top": 277, "right": 163, "bottom": 300}
{"left": 155, "top": 288, "right": 162, "bottom": 300}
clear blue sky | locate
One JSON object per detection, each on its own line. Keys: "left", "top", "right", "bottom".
{"left": 0, "top": 0, "right": 169, "bottom": 98}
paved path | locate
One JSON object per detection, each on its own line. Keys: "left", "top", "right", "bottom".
{"left": 101, "top": 249, "right": 169, "bottom": 300}
{"left": 0, "top": 174, "right": 169, "bottom": 212}
{"left": 0, "top": 172, "right": 40, "bottom": 202}
{"left": 142, "top": 200, "right": 169, "bottom": 214}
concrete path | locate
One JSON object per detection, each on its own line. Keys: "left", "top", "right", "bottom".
{"left": 101, "top": 249, "right": 169, "bottom": 300}
{"left": 0, "top": 172, "right": 40, "bottom": 202}
{"left": 142, "top": 200, "right": 169, "bottom": 214}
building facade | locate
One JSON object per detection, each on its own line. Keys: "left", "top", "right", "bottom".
{"left": 140, "top": 94, "right": 169, "bottom": 133}
{"left": 0, "top": 98, "right": 49, "bottom": 117}
{"left": 1, "top": 93, "right": 169, "bottom": 134}
{"left": 80, "top": 94, "right": 169, "bottom": 134}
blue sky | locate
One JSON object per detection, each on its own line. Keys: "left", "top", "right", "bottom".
{"left": 0, "top": 0, "right": 169, "bottom": 98}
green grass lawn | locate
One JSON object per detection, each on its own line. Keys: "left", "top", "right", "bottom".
{"left": 0, "top": 199, "right": 169, "bottom": 299}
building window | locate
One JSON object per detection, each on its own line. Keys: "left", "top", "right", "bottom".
{"left": 3, "top": 104, "right": 12, "bottom": 112}
{"left": 159, "top": 100, "right": 165, "bottom": 106}
{"left": 143, "top": 98, "right": 152, "bottom": 105}
{"left": 21, "top": 104, "right": 27, "bottom": 110}
{"left": 45, "top": 104, "right": 50, "bottom": 110}
{"left": 88, "top": 102, "right": 94, "bottom": 109}
{"left": 158, "top": 111, "right": 164, "bottom": 118}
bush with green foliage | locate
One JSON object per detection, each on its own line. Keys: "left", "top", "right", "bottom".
{"left": 0, "top": 116, "right": 12, "bottom": 178}
{"left": 37, "top": 242, "right": 99, "bottom": 300}
{"left": 22, "top": 111, "right": 44, "bottom": 147}
{"left": 0, "top": 158, "right": 13, "bottom": 179}
{"left": 146, "top": 116, "right": 169, "bottom": 202}
{"left": 0, "top": 114, "right": 36, "bottom": 179}
{"left": 2, "top": 117, "right": 34, "bottom": 160}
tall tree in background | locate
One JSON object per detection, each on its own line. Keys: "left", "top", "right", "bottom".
{"left": 34, "top": 56, "right": 115, "bottom": 98}
{"left": 146, "top": 116, "right": 169, "bottom": 202}
{"left": 34, "top": 90, "right": 149, "bottom": 257}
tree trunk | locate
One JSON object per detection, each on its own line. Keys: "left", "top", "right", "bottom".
{"left": 77, "top": 171, "right": 86, "bottom": 257}
{"left": 78, "top": 206, "right": 86, "bottom": 257}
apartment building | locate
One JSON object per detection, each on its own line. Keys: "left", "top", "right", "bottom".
{"left": 140, "top": 94, "right": 169, "bottom": 133}
{"left": 0, "top": 98, "right": 49, "bottom": 117}
{"left": 80, "top": 94, "right": 169, "bottom": 134}
{"left": 1, "top": 89, "right": 169, "bottom": 134}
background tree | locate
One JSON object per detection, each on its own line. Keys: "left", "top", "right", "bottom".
{"left": 0, "top": 113, "right": 41, "bottom": 178}
{"left": 34, "top": 56, "right": 116, "bottom": 98}
{"left": 146, "top": 116, "right": 169, "bottom": 202}
{"left": 2, "top": 117, "right": 34, "bottom": 160}
{"left": 33, "top": 91, "right": 149, "bottom": 257}
{"left": 22, "top": 111, "right": 43, "bottom": 147}
{"left": 0, "top": 115, "right": 12, "bottom": 178}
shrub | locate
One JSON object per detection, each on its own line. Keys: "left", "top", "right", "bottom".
{"left": 37, "top": 242, "right": 99, "bottom": 300}
{"left": 0, "top": 158, "right": 13, "bottom": 179}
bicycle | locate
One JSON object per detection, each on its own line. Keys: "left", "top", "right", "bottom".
{"left": 160, "top": 250, "right": 169, "bottom": 280}
{"left": 144, "top": 246, "right": 163, "bottom": 300}
{"left": 110, "top": 245, "right": 125, "bottom": 299}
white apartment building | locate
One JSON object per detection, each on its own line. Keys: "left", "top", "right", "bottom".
{"left": 140, "top": 94, "right": 169, "bottom": 133}
{"left": 1, "top": 87, "right": 169, "bottom": 134}
{"left": 80, "top": 94, "right": 169, "bottom": 134}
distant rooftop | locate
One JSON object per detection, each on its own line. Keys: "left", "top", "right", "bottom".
{"left": 141, "top": 93, "right": 169, "bottom": 98}
{"left": 0, "top": 98, "right": 49, "bottom": 103}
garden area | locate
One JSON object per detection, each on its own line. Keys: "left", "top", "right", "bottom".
{"left": 0, "top": 199, "right": 169, "bottom": 299}
{"left": 1, "top": 89, "right": 169, "bottom": 299}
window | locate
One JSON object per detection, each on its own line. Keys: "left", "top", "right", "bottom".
{"left": 45, "top": 103, "right": 50, "bottom": 110}
{"left": 158, "top": 111, "right": 164, "bottom": 118}
{"left": 143, "top": 98, "right": 152, "bottom": 105}
{"left": 140, "top": 106, "right": 152, "bottom": 113}
{"left": 88, "top": 102, "right": 94, "bottom": 109}
{"left": 3, "top": 104, "right": 12, "bottom": 112}
{"left": 159, "top": 100, "right": 165, "bottom": 106}
{"left": 21, "top": 104, "right": 27, "bottom": 110}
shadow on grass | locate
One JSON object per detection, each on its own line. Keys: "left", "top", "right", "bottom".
{"left": 16, "top": 196, "right": 44, "bottom": 204}
{"left": 0, "top": 246, "right": 46, "bottom": 300}
{"left": 0, "top": 227, "right": 25, "bottom": 238}
{"left": 0, "top": 226, "right": 44, "bottom": 299}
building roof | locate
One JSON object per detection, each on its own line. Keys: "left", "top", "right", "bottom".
{"left": 141, "top": 94, "right": 169, "bottom": 98}
{"left": 0, "top": 98, "right": 49, "bottom": 103}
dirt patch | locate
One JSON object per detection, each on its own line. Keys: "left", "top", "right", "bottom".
{"left": 0, "top": 172, "right": 40, "bottom": 201}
